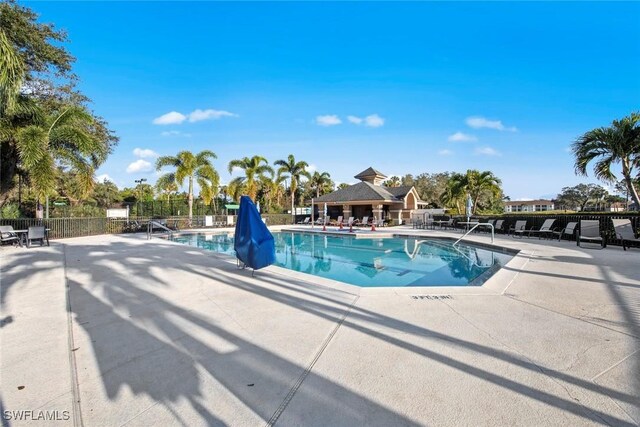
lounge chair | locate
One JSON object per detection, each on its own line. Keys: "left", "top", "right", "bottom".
{"left": 510, "top": 220, "right": 528, "bottom": 237}
{"left": 26, "top": 226, "right": 49, "bottom": 247}
{"left": 527, "top": 219, "right": 556, "bottom": 239}
{"left": 577, "top": 220, "right": 606, "bottom": 248}
{"left": 358, "top": 216, "right": 369, "bottom": 227}
{"left": 314, "top": 217, "right": 326, "bottom": 225}
{"left": 332, "top": 216, "right": 343, "bottom": 226}
{"left": 612, "top": 218, "right": 640, "bottom": 251}
{"left": 553, "top": 222, "right": 578, "bottom": 241}
{"left": 297, "top": 217, "right": 310, "bottom": 225}
{"left": 0, "top": 226, "right": 19, "bottom": 246}
{"left": 375, "top": 218, "right": 385, "bottom": 227}
{"left": 494, "top": 220, "right": 505, "bottom": 234}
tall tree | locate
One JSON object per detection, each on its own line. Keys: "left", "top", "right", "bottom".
{"left": 14, "top": 105, "right": 109, "bottom": 216}
{"left": 383, "top": 176, "right": 401, "bottom": 187}
{"left": 156, "top": 150, "right": 218, "bottom": 220}
{"left": 227, "top": 155, "right": 273, "bottom": 201}
{"left": 155, "top": 174, "right": 178, "bottom": 202}
{"left": 555, "top": 183, "right": 608, "bottom": 211}
{"left": 1, "top": 1, "right": 117, "bottom": 203}
{"left": 308, "top": 171, "right": 333, "bottom": 198}
{"left": 275, "top": 154, "right": 311, "bottom": 221}
{"left": 572, "top": 112, "right": 640, "bottom": 207}
{"left": 439, "top": 170, "right": 502, "bottom": 214}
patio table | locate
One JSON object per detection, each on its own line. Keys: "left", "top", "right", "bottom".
{"left": 14, "top": 228, "right": 51, "bottom": 247}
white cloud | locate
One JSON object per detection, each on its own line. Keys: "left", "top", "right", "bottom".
{"left": 188, "top": 109, "right": 238, "bottom": 122}
{"left": 307, "top": 164, "right": 317, "bottom": 172}
{"left": 465, "top": 116, "right": 517, "bottom": 132}
{"left": 438, "top": 149, "right": 453, "bottom": 155}
{"left": 160, "top": 130, "right": 191, "bottom": 137}
{"left": 96, "top": 174, "right": 114, "bottom": 183}
{"left": 475, "top": 147, "right": 501, "bottom": 156}
{"left": 347, "top": 115, "right": 363, "bottom": 125}
{"left": 514, "top": 197, "right": 534, "bottom": 201}
{"left": 448, "top": 132, "right": 477, "bottom": 142}
{"left": 316, "top": 115, "right": 342, "bottom": 126}
{"left": 126, "top": 159, "right": 153, "bottom": 173}
{"left": 152, "top": 111, "right": 187, "bottom": 125}
{"left": 133, "top": 148, "right": 158, "bottom": 158}
{"left": 153, "top": 108, "right": 237, "bottom": 125}
{"left": 364, "top": 114, "right": 385, "bottom": 128}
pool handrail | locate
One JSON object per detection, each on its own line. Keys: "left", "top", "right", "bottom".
{"left": 453, "top": 223, "right": 494, "bottom": 246}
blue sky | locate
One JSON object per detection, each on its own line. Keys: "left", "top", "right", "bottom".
{"left": 30, "top": 1, "right": 640, "bottom": 200}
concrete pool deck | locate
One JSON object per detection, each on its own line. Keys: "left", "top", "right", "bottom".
{"left": 1, "top": 226, "right": 639, "bottom": 426}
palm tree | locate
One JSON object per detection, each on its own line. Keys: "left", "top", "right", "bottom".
{"left": 383, "top": 176, "right": 401, "bottom": 187}
{"left": 275, "top": 154, "right": 311, "bottom": 221}
{"left": 14, "top": 105, "right": 109, "bottom": 217}
{"left": 0, "top": 29, "right": 24, "bottom": 116}
{"left": 439, "top": 170, "right": 502, "bottom": 215}
{"left": 308, "top": 171, "right": 333, "bottom": 198}
{"left": 227, "top": 155, "right": 273, "bottom": 201}
{"left": 155, "top": 174, "right": 178, "bottom": 202}
{"left": 572, "top": 112, "right": 640, "bottom": 207}
{"left": 156, "top": 150, "right": 218, "bottom": 220}
{"left": 259, "top": 171, "right": 286, "bottom": 213}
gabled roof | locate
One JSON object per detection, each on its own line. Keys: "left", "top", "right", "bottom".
{"left": 315, "top": 181, "right": 400, "bottom": 203}
{"left": 354, "top": 167, "right": 387, "bottom": 180}
{"left": 385, "top": 186, "right": 413, "bottom": 198}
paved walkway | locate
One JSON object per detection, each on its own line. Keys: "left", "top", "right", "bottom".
{"left": 1, "top": 227, "right": 639, "bottom": 426}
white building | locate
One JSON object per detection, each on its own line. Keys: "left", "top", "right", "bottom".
{"left": 504, "top": 200, "right": 555, "bottom": 213}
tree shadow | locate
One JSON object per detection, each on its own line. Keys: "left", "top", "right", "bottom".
{"left": 2, "top": 236, "right": 638, "bottom": 424}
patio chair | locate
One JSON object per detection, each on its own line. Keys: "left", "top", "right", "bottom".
{"left": 333, "top": 216, "right": 343, "bottom": 226}
{"left": 510, "top": 220, "right": 528, "bottom": 237}
{"left": 375, "top": 218, "right": 385, "bottom": 227}
{"left": 345, "top": 217, "right": 355, "bottom": 227}
{"left": 0, "top": 226, "right": 19, "bottom": 246}
{"left": 553, "top": 221, "right": 578, "bottom": 242}
{"left": 577, "top": 220, "right": 606, "bottom": 248}
{"left": 26, "top": 226, "right": 49, "bottom": 247}
{"left": 297, "top": 217, "right": 310, "bottom": 225}
{"left": 494, "top": 219, "right": 505, "bottom": 234}
{"left": 612, "top": 218, "right": 640, "bottom": 251}
{"left": 527, "top": 219, "right": 556, "bottom": 239}
{"left": 441, "top": 218, "right": 454, "bottom": 230}
{"left": 358, "top": 216, "right": 369, "bottom": 227}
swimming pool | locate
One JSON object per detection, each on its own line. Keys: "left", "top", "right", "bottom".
{"left": 168, "top": 232, "right": 514, "bottom": 287}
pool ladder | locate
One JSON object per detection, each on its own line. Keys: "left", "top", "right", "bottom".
{"left": 147, "top": 220, "right": 174, "bottom": 239}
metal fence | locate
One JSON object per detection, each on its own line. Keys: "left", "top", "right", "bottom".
{"left": 469, "top": 213, "right": 640, "bottom": 247}
{"left": 0, "top": 213, "right": 297, "bottom": 240}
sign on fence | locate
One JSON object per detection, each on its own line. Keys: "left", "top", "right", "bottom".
{"left": 106, "top": 208, "right": 129, "bottom": 219}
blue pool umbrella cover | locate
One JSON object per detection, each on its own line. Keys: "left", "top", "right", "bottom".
{"left": 234, "top": 195, "right": 276, "bottom": 270}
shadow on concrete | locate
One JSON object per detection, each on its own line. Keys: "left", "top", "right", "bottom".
{"left": 2, "top": 236, "right": 638, "bottom": 425}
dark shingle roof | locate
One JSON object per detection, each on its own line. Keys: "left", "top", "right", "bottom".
{"left": 385, "top": 186, "right": 413, "bottom": 198}
{"left": 354, "top": 167, "right": 387, "bottom": 180}
{"left": 315, "top": 182, "right": 400, "bottom": 203}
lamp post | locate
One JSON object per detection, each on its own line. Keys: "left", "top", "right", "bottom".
{"left": 135, "top": 178, "right": 147, "bottom": 215}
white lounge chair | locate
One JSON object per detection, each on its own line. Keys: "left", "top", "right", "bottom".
{"left": 297, "top": 217, "right": 310, "bottom": 225}
{"left": 358, "top": 216, "right": 369, "bottom": 227}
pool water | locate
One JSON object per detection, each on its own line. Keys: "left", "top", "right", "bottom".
{"left": 169, "top": 232, "right": 514, "bottom": 287}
